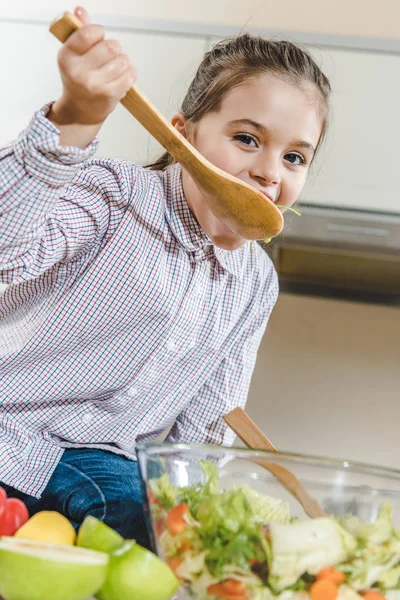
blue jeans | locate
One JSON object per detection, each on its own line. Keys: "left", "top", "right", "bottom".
{"left": 1, "top": 448, "right": 152, "bottom": 549}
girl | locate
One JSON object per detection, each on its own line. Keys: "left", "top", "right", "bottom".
{"left": 0, "top": 7, "right": 330, "bottom": 547}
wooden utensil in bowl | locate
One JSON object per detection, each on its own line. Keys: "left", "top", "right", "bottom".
{"left": 49, "top": 12, "right": 284, "bottom": 240}
{"left": 224, "top": 407, "right": 327, "bottom": 519}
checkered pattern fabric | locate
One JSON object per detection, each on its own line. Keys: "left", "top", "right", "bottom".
{"left": 0, "top": 106, "right": 278, "bottom": 497}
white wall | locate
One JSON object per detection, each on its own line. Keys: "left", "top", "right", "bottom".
{"left": 247, "top": 293, "right": 400, "bottom": 469}
{"left": 0, "top": 20, "right": 207, "bottom": 164}
{"left": 8, "top": 0, "right": 400, "bottom": 38}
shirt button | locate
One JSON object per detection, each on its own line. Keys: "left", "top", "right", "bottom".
{"left": 166, "top": 340, "right": 176, "bottom": 352}
{"left": 194, "top": 284, "right": 202, "bottom": 296}
{"left": 189, "top": 340, "right": 196, "bottom": 349}
{"left": 82, "top": 413, "right": 94, "bottom": 425}
{"left": 128, "top": 386, "right": 138, "bottom": 397}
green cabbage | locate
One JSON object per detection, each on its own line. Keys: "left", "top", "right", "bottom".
{"left": 268, "top": 518, "right": 357, "bottom": 592}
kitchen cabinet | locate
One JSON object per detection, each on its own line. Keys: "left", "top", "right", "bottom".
{"left": 206, "top": 36, "right": 400, "bottom": 214}
{"left": 304, "top": 46, "right": 400, "bottom": 214}
{"left": 4, "top": 16, "right": 400, "bottom": 206}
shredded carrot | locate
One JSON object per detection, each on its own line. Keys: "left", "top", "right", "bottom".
{"left": 316, "top": 566, "right": 346, "bottom": 585}
{"left": 310, "top": 579, "right": 339, "bottom": 600}
{"left": 147, "top": 490, "right": 157, "bottom": 505}
{"left": 362, "top": 592, "right": 386, "bottom": 600}
{"left": 219, "top": 580, "right": 246, "bottom": 594}
{"left": 178, "top": 537, "right": 192, "bottom": 552}
{"left": 166, "top": 503, "right": 190, "bottom": 535}
{"left": 154, "top": 518, "right": 165, "bottom": 537}
{"left": 167, "top": 557, "right": 183, "bottom": 573}
{"left": 207, "top": 578, "right": 247, "bottom": 599}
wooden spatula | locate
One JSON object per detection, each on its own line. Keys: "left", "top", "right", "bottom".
{"left": 49, "top": 12, "right": 284, "bottom": 241}
{"left": 224, "top": 407, "right": 327, "bottom": 519}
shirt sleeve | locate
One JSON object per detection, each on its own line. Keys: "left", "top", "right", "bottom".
{"left": 0, "top": 105, "right": 132, "bottom": 284}
{"left": 165, "top": 272, "right": 279, "bottom": 446}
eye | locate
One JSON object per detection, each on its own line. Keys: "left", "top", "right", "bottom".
{"left": 233, "top": 133, "right": 259, "bottom": 148}
{"left": 284, "top": 152, "right": 306, "bottom": 166}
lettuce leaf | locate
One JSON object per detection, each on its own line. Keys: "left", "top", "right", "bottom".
{"left": 268, "top": 518, "right": 357, "bottom": 592}
{"left": 340, "top": 504, "right": 400, "bottom": 591}
{"left": 148, "top": 473, "right": 178, "bottom": 509}
{"left": 341, "top": 502, "right": 393, "bottom": 545}
{"left": 237, "top": 484, "right": 291, "bottom": 525}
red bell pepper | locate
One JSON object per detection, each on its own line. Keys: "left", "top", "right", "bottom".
{"left": 0, "top": 486, "right": 29, "bottom": 536}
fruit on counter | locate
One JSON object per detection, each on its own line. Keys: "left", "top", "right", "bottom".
{"left": 0, "top": 536, "right": 108, "bottom": 600}
{"left": 77, "top": 517, "right": 180, "bottom": 600}
{"left": 77, "top": 516, "right": 124, "bottom": 553}
{"left": 0, "top": 487, "right": 29, "bottom": 536}
{"left": 14, "top": 511, "right": 76, "bottom": 545}
{"left": 97, "top": 539, "right": 180, "bottom": 600}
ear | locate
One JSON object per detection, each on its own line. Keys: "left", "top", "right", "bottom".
{"left": 171, "top": 113, "right": 190, "bottom": 139}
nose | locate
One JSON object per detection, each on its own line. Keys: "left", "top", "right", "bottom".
{"left": 250, "top": 153, "right": 281, "bottom": 187}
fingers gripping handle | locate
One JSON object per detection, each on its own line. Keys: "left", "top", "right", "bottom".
{"left": 50, "top": 12, "right": 83, "bottom": 43}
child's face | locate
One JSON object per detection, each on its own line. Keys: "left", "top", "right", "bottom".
{"left": 173, "top": 74, "right": 323, "bottom": 250}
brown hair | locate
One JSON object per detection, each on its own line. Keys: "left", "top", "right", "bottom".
{"left": 147, "top": 33, "right": 331, "bottom": 170}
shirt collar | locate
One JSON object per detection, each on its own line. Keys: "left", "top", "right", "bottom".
{"left": 213, "top": 245, "right": 247, "bottom": 280}
{"left": 163, "top": 162, "right": 248, "bottom": 280}
{"left": 164, "top": 162, "right": 209, "bottom": 253}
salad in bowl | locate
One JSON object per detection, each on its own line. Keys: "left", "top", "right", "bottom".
{"left": 137, "top": 444, "right": 400, "bottom": 600}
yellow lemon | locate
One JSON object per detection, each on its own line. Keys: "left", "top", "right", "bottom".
{"left": 14, "top": 511, "right": 76, "bottom": 545}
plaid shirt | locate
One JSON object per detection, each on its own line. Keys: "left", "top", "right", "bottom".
{"left": 0, "top": 106, "right": 278, "bottom": 497}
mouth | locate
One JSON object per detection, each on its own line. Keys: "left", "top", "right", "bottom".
{"left": 259, "top": 190, "right": 277, "bottom": 204}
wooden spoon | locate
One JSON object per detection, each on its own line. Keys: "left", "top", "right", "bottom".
{"left": 224, "top": 407, "right": 327, "bottom": 519}
{"left": 49, "top": 12, "right": 284, "bottom": 240}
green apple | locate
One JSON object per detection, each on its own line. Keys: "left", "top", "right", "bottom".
{"left": 76, "top": 516, "right": 180, "bottom": 600}
{"left": 98, "top": 540, "right": 180, "bottom": 600}
{"left": 77, "top": 516, "right": 124, "bottom": 554}
{"left": 0, "top": 536, "right": 109, "bottom": 600}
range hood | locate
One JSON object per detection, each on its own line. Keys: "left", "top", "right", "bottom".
{"left": 265, "top": 204, "right": 400, "bottom": 305}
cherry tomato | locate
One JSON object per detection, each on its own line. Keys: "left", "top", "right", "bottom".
{"left": 0, "top": 487, "right": 29, "bottom": 536}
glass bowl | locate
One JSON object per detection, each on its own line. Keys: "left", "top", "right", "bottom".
{"left": 137, "top": 443, "right": 400, "bottom": 599}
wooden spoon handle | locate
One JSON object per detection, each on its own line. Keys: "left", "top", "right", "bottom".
{"left": 224, "top": 408, "right": 327, "bottom": 519}
{"left": 224, "top": 407, "right": 277, "bottom": 451}
{"left": 49, "top": 12, "right": 204, "bottom": 167}
{"left": 49, "top": 12, "right": 285, "bottom": 241}
{"left": 252, "top": 458, "right": 327, "bottom": 519}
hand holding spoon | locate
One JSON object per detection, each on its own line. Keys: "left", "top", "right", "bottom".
{"left": 49, "top": 12, "right": 284, "bottom": 240}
